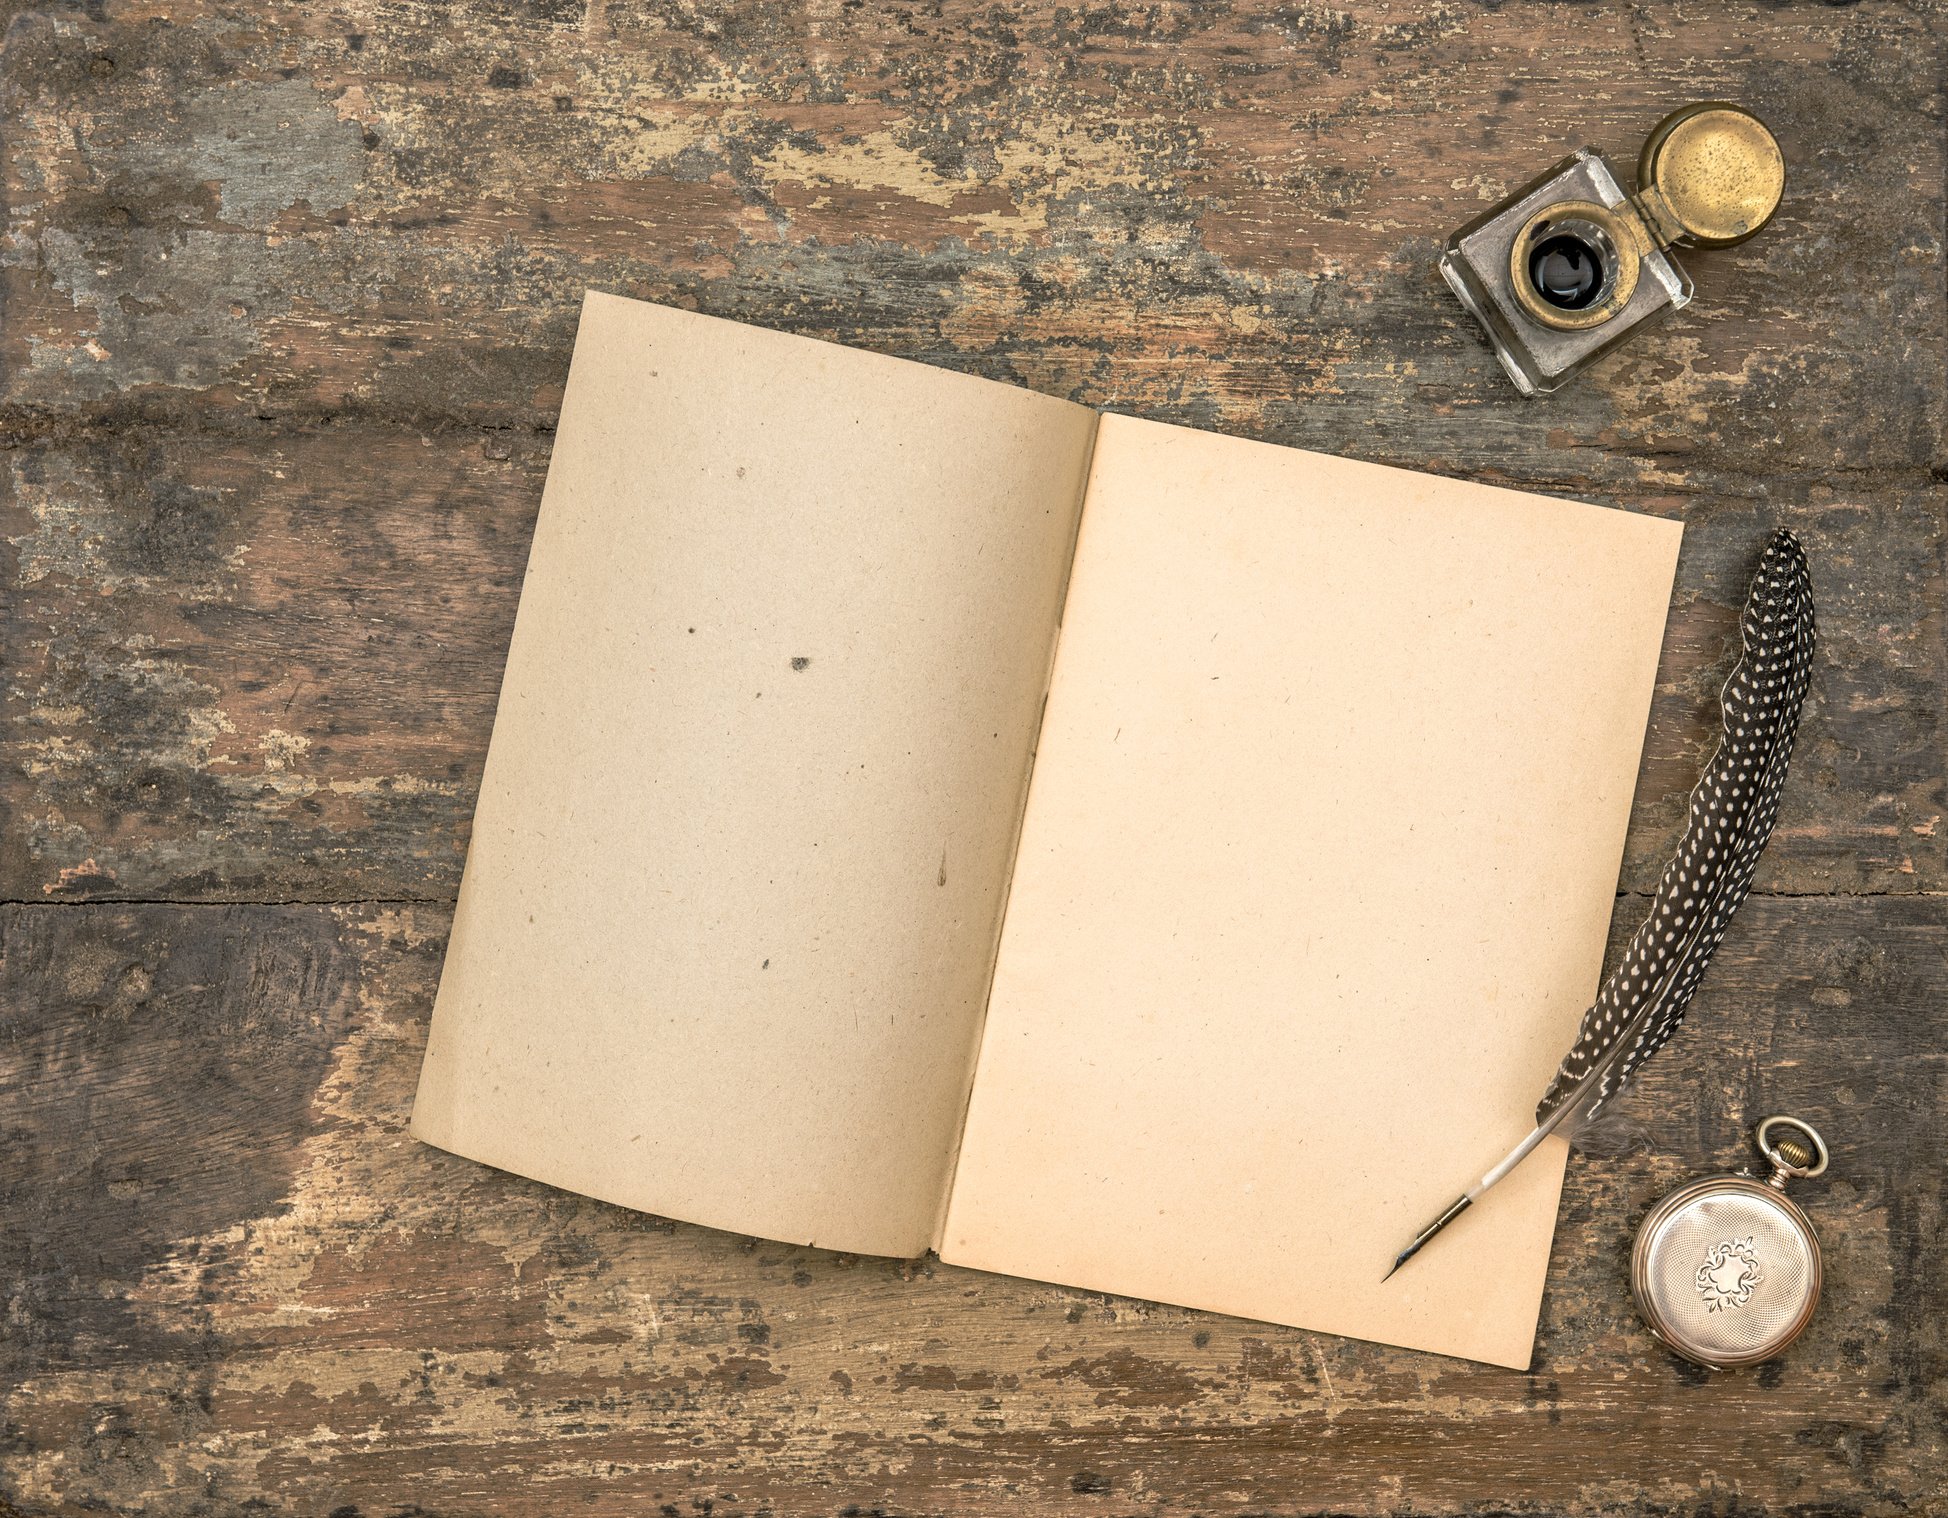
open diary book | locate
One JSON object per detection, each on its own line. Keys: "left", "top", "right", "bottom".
{"left": 412, "top": 290, "right": 1682, "bottom": 1369}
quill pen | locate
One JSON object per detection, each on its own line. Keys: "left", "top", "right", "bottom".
{"left": 1385, "top": 529, "right": 1817, "bottom": 1281}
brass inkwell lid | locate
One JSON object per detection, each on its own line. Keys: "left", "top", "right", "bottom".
{"left": 1633, "top": 101, "right": 1786, "bottom": 250}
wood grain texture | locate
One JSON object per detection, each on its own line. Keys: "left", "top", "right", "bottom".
{"left": 1, "top": 0, "right": 1943, "bottom": 1512}
{"left": 2, "top": 897, "right": 1943, "bottom": 1515}
{"left": 5, "top": 428, "right": 1941, "bottom": 903}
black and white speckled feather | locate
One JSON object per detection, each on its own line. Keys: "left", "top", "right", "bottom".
{"left": 1535, "top": 527, "right": 1816, "bottom": 1132}
{"left": 1386, "top": 530, "right": 1816, "bottom": 1281}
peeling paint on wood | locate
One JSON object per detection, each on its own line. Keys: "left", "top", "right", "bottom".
{"left": 3, "top": 431, "right": 1938, "bottom": 901}
{"left": 1, "top": 898, "right": 1943, "bottom": 1514}
{"left": 0, "top": 0, "right": 1942, "bottom": 1512}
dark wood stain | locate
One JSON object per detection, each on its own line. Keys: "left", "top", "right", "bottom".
{"left": 1, "top": 905, "right": 357, "bottom": 1367}
{"left": 0, "top": 0, "right": 1940, "bottom": 1512}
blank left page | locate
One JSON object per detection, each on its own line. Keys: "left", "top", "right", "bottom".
{"left": 411, "top": 291, "right": 1099, "bottom": 1258}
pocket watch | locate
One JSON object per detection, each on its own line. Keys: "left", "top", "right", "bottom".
{"left": 1631, "top": 1116, "right": 1829, "bottom": 1371}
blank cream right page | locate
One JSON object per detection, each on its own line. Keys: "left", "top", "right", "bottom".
{"left": 939, "top": 412, "right": 1682, "bottom": 1368}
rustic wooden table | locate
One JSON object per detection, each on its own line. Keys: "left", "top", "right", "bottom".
{"left": 3, "top": 2, "right": 1943, "bottom": 1513}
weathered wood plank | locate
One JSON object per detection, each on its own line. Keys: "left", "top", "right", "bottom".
{"left": 1, "top": 1, "right": 1940, "bottom": 489}
{"left": 1, "top": 424, "right": 540, "bottom": 902}
{"left": 4, "top": 425, "right": 1940, "bottom": 902}
{"left": 1, "top": 894, "right": 1942, "bottom": 1515}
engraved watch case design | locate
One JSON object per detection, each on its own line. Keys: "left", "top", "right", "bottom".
{"left": 1631, "top": 1117, "right": 1828, "bottom": 1371}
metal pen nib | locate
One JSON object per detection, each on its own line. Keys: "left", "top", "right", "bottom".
{"left": 1383, "top": 1112, "right": 1563, "bottom": 1280}
{"left": 1382, "top": 1194, "right": 1473, "bottom": 1281}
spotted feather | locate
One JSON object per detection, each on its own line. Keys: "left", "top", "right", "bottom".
{"left": 1536, "top": 527, "right": 1816, "bottom": 1128}
{"left": 1385, "top": 530, "right": 1817, "bottom": 1281}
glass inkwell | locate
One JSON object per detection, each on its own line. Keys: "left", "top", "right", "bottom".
{"left": 1440, "top": 102, "right": 1785, "bottom": 395}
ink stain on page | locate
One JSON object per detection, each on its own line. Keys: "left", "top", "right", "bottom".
{"left": 790, "top": 656, "right": 810, "bottom": 670}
